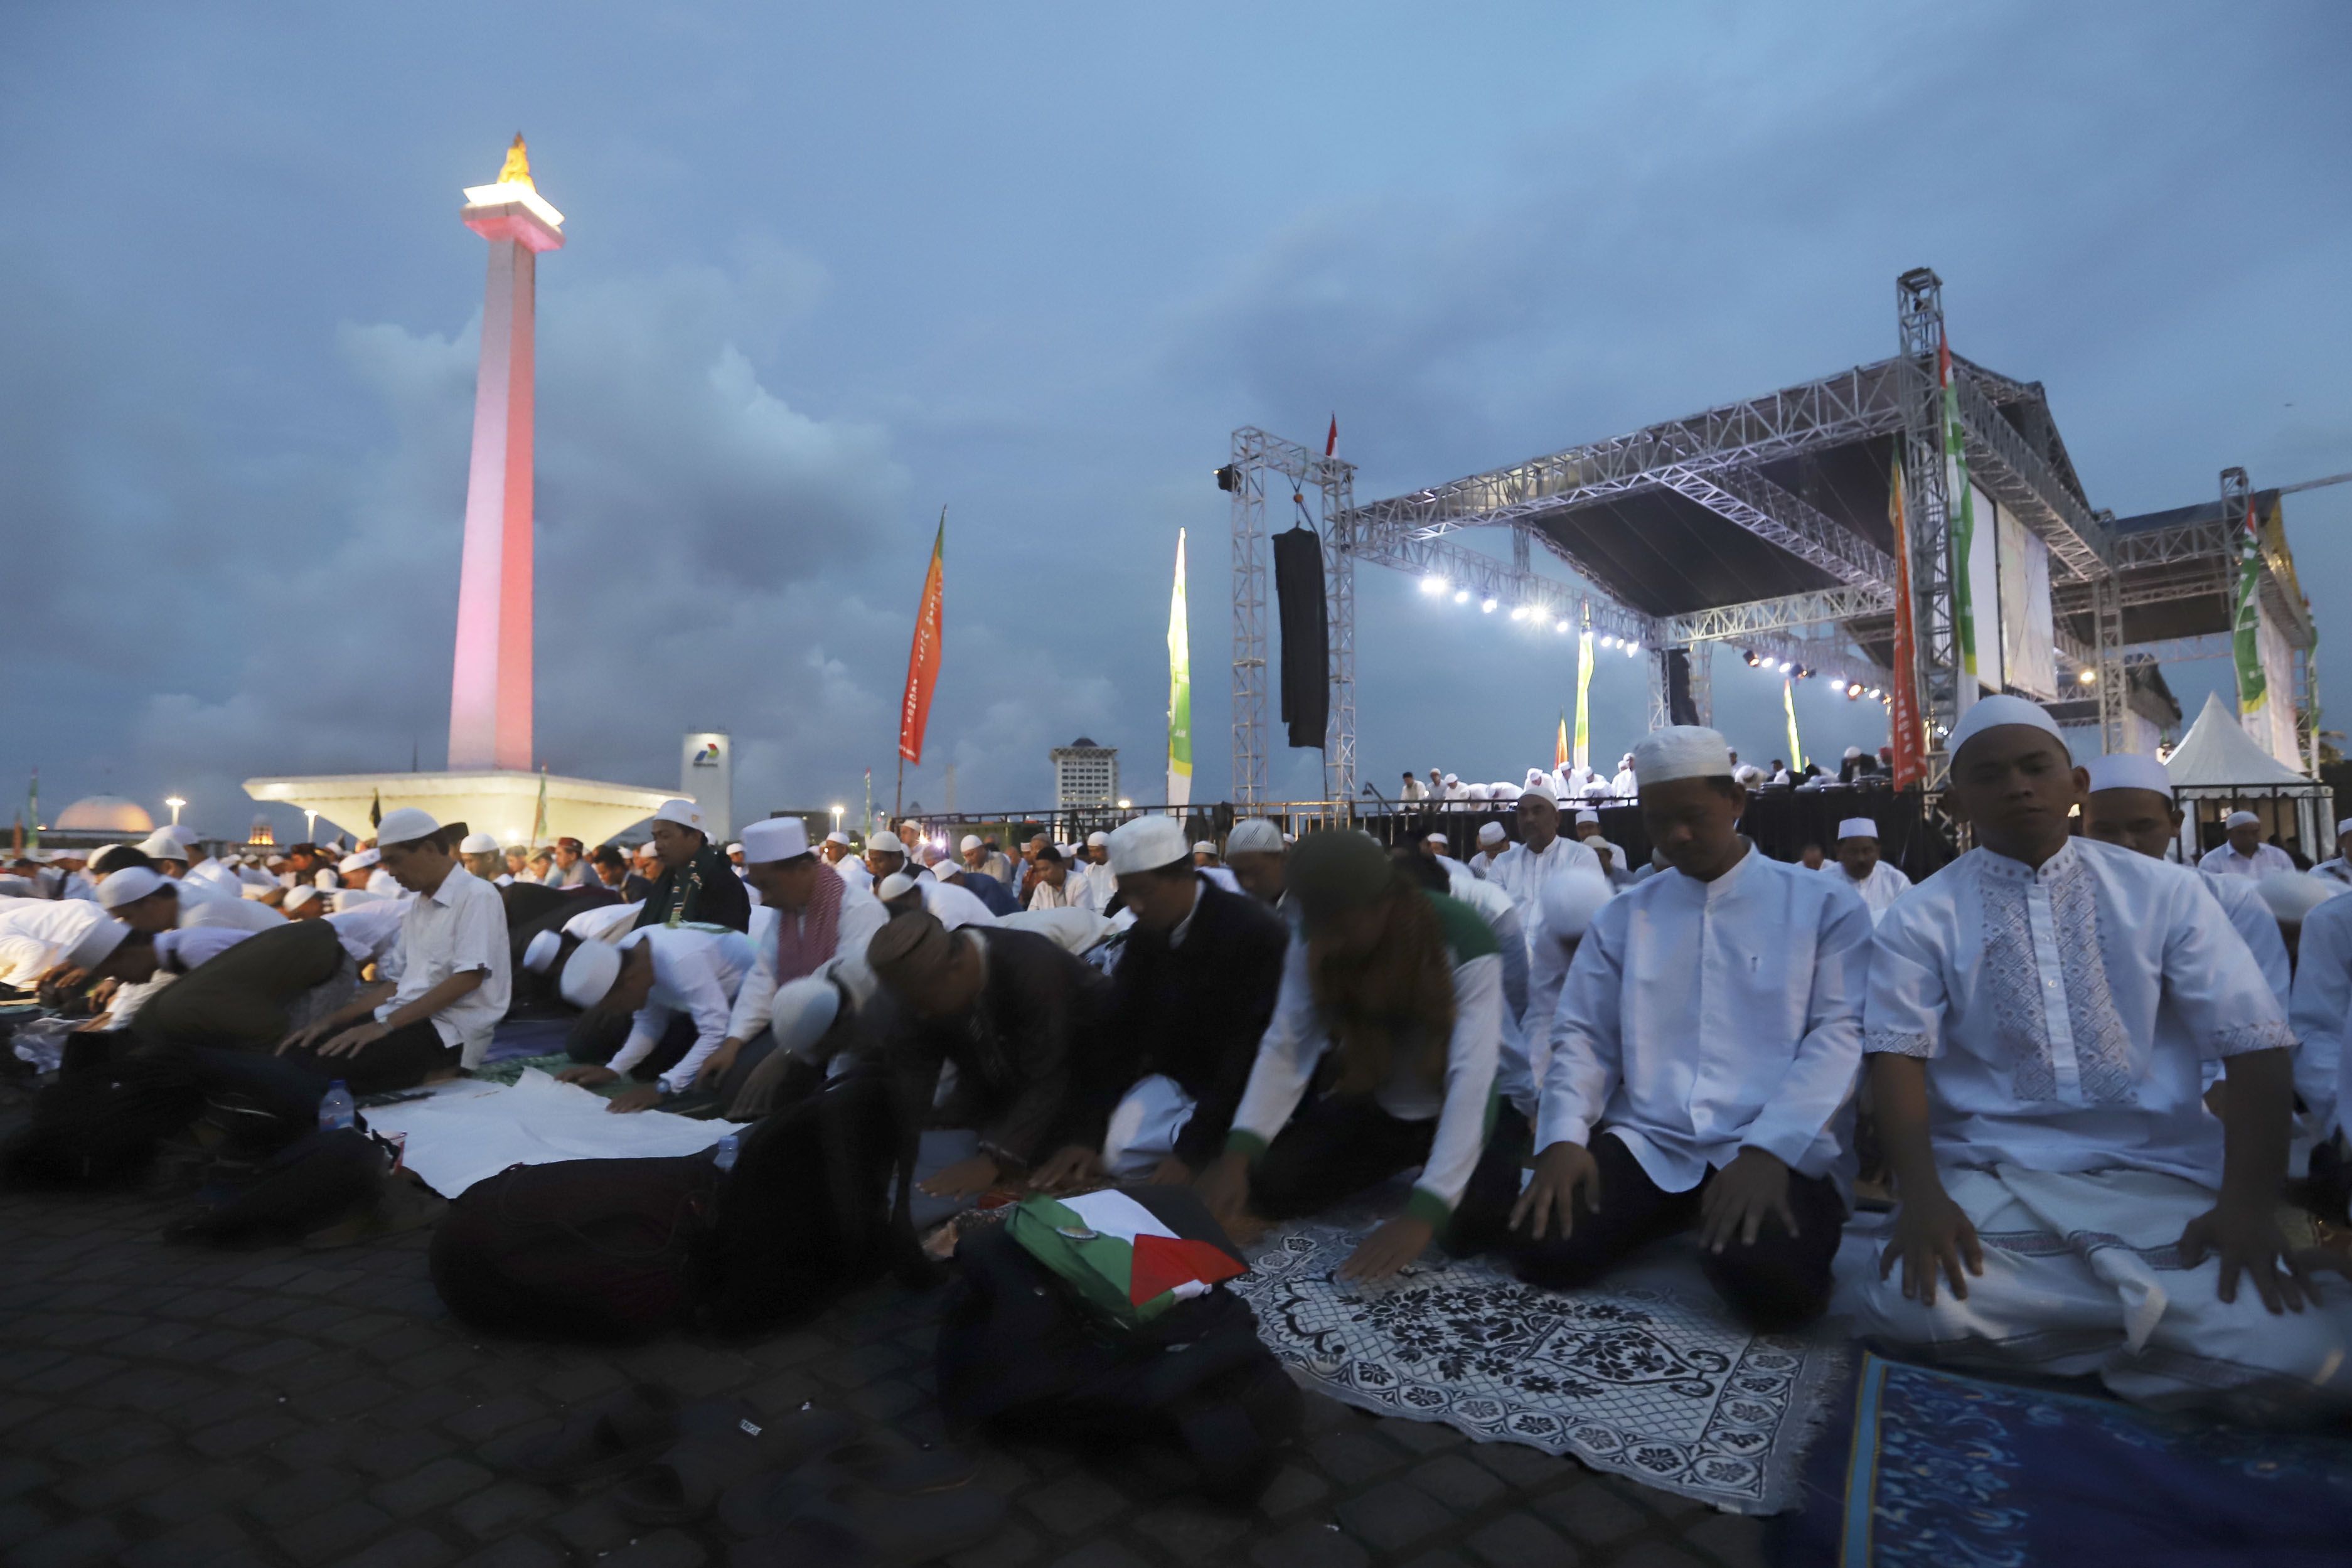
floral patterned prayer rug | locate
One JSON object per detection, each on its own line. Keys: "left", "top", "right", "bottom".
{"left": 1232, "top": 1217, "right": 1849, "bottom": 1514}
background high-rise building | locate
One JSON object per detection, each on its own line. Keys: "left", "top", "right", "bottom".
{"left": 1049, "top": 737, "right": 1118, "bottom": 811}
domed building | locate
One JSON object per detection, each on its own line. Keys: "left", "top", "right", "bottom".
{"left": 52, "top": 795, "right": 154, "bottom": 836}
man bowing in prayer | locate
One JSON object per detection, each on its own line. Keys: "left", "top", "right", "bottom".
{"left": 1825, "top": 818, "right": 1912, "bottom": 925}
{"left": 1483, "top": 782, "right": 1603, "bottom": 963}
{"left": 1511, "top": 727, "right": 1873, "bottom": 1330}
{"left": 633, "top": 799, "right": 751, "bottom": 933}
{"left": 1839, "top": 695, "right": 2349, "bottom": 1418}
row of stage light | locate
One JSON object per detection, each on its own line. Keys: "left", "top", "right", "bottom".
{"left": 1418, "top": 573, "right": 1643, "bottom": 655}
{"left": 1738, "top": 649, "right": 1891, "bottom": 706}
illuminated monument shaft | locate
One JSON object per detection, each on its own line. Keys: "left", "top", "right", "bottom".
{"left": 449, "top": 137, "right": 564, "bottom": 771}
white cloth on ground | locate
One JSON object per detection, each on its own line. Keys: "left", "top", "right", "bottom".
{"left": 1832, "top": 1163, "right": 2352, "bottom": 1417}
{"left": 1532, "top": 846, "right": 1872, "bottom": 1193}
{"left": 360, "top": 1070, "right": 745, "bottom": 1197}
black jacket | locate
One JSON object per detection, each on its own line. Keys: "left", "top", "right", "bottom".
{"left": 1095, "top": 877, "right": 1290, "bottom": 1169}
{"left": 632, "top": 843, "right": 751, "bottom": 933}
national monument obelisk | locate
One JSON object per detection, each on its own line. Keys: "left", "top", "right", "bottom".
{"left": 246, "top": 138, "right": 673, "bottom": 846}
{"left": 448, "top": 134, "right": 560, "bottom": 772}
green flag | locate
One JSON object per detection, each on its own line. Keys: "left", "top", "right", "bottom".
{"left": 2232, "top": 496, "right": 2267, "bottom": 721}
{"left": 1939, "top": 341, "right": 1981, "bottom": 690}
{"left": 1167, "top": 528, "right": 1192, "bottom": 807}
{"left": 1783, "top": 678, "right": 1804, "bottom": 772}
{"left": 1573, "top": 631, "right": 1594, "bottom": 770}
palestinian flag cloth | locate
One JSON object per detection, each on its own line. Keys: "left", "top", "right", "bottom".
{"left": 1006, "top": 1185, "right": 1249, "bottom": 1327}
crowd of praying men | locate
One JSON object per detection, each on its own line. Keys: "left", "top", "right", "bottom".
{"left": 8, "top": 696, "right": 2352, "bottom": 1424}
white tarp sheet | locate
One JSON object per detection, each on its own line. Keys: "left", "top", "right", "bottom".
{"left": 363, "top": 1068, "right": 746, "bottom": 1197}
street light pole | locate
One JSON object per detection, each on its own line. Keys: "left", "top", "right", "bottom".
{"left": 164, "top": 796, "right": 186, "bottom": 826}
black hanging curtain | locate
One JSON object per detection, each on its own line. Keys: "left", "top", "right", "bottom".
{"left": 1665, "top": 649, "right": 1699, "bottom": 727}
{"left": 1271, "top": 526, "right": 1329, "bottom": 749}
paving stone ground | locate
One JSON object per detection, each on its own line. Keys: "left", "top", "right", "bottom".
{"left": 0, "top": 1097, "right": 1787, "bottom": 1568}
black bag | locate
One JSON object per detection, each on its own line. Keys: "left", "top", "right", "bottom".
{"left": 163, "top": 1127, "right": 390, "bottom": 1245}
{"left": 936, "top": 1216, "right": 1301, "bottom": 1506}
{"left": 701, "top": 1063, "right": 921, "bottom": 1335}
{"left": 430, "top": 1151, "right": 724, "bottom": 1341}
{"left": 0, "top": 1059, "right": 204, "bottom": 1188}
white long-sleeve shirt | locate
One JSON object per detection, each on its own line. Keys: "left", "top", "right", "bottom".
{"left": 2311, "top": 858, "right": 2352, "bottom": 890}
{"left": 1027, "top": 873, "right": 1097, "bottom": 913}
{"left": 1485, "top": 835, "right": 1604, "bottom": 962}
{"left": 1537, "top": 847, "right": 1872, "bottom": 1193}
{"left": 2203, "top": 871, "right": 2291, "bottom": 1011}
{"left": 1227, "top": 891, "right": 1503, "bottom": 1222}
{"left": 2198, "top": 841, "right": 2297, "bottom": 878}
{"left": 0, "top": 899, "right": 108, "bottom": 986}
{"left": 2289, "top": 893, "right": 2352, "bottom": 1144}
{"left": 724, "top": 884, "right": 887, "bottom": 1045}
{"left": 605, "top": 925, "right": 756, "bottom": 1094}
{"left": 1864, "top": 838, "right": 2294, "bottom": 1187}
{"left": 1827, "top": 860, "right": 1913, "bottom": 925}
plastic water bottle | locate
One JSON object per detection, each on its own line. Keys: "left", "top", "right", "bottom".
{"left": 712, "top": 1133, "right": 741, "bottom": 1172}
{"left": 318, "top": 1080, "right": 355, "bottom": 1133}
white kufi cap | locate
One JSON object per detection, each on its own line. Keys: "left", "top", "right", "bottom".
{"left": 137, "top": 826, "right": 194, "bottom": 860}
{"left": 1085, "top": 831, "right": 1109, "bottom": 848}
{"left": 1944, "top": 694, "right": 2066, "bottom": 762}
{"left": 375, "top": 807, "right": 442, "bottom": 847}
{"left": 521, "top": 930, "right": 564, "bottom": 974}
{"left": 284, "top": 885, "right": 324, "bottom": 912}
{"left": 2083, "top": 754, "right": 2174, "bottom": 801}
{"left": 960, "top": 835, "right": 983, "bottom": 853}
{"left": 559, "top": 942, "right": 624, "bottom": 1010}
{"left": 1476, "top": 821, "right": 1506, "bottom": 846}
{"left": 338, "top": 849, "right": 380, "bottom": 874}
{"left": 1836, "top": 818, "right": 1879, "bottom": 841}
{"left": 1539, "top": 870, "right": 1613, "bottom": 943}
{"left": 866, "top": 831, "right": 907, "bottom": 858}
{"left": 2257, "top": 872, "right": 2336, "bottom": 925}
{"left": 1519, "top": 781, "right": 1556, "bottom": 805}
{"left": 1226, "top": 818, "right": 1285, "bottom": 855}
{"left": 1573, "top": 809, "right": 1599, "bottom": 825}
{"left": 876, "top": 872, "right": 921, "bottom": 902}
{"left": 2225, "top": 810, "right": 2260, "bottom": 829}
{"left": 97, "top": 867, "right": 170, "bottom": 909}
{"left": 1108, "top": 816, "right": 1190, "bottom": 875}
{"left": 740, "top": 818, "right": 810, "bottom": 863}
{"left": 772, "top": 974, "right": 842, "bottom": 1060}
{"left": 458, "top": 831, "right": 501, "bottom": 855}
{"left": 1425, "top": 831, "right": 1448, "bottom": 846}
{"left": 66, "top": 917, "right": 131, "bottom": 972}
{"left": 1631, "top": 726, "right": 1733, "bottom": 786}
{"left": 652, "top": 799, "right": 704, "bottom": 833}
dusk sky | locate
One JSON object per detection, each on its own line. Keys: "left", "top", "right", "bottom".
{"left": 5, "top": 3, "right": 2347, "bottom": 840}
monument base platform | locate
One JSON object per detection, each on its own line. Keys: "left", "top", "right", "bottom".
{"left": 244, "top": 770, "right": 680, "bottom": 849}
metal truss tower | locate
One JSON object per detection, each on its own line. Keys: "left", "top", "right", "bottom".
{"left": 1895, "top": 269, "right": 1965, "bottom": 784}
{"left": 1226, "top": 427, "right": 1357, "bottom": 811}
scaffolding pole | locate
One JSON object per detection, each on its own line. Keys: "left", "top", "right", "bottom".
{"left": 1896, "top": 269, "right": 1964, "bottom": 784}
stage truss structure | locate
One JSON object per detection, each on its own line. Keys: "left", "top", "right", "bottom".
{"left": 1231, "top": 268, "right": 2321, "bottom": 806}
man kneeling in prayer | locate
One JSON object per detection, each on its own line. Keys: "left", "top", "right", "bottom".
{"left": 1837, "top": 695, "right": 2349, "bottom": 1417}
{"left": 552, "top": 918, "right": 756, "bottom": 1113}
{"left": 1510, "top": 726, "right": 1873, "bottom": 1331}
{"left": 1028, "top": 816, "right": 1288, "bottom": 1190}
{"left": 277, "top": 809, "right": 510, "bottom": 1094}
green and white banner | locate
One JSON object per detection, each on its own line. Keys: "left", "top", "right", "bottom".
{"left": 1167, "top": 528, "right": 1192, "bottom": 807}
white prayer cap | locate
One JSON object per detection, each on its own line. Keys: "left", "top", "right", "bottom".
{"left": 65, "top": 917, "right": 130, "bottom": 972}
{"left": 137, "top": 827, "right": 193, "bottom": 860}
{"left": 1283, "top": 833, "right": 1296, "bottom": 845}
{"left": 2225, "top": 809, "right": 2260, "bottom": 829}
{"left": 458, "top": 831, "right": 501, "bottom": 855}
{"left": 1425, "top": 831, "right": 1449, "bottom": 846}
{"left": 652, "top": 799, "right": 704, "bottom": 833}
{"left": 284, "top": 885, "right": 324, "bottom": 912}
{"left": 772, "top": 975, "right": 842, "bottom": 1060}
{"left": 559, "top": 942, "right": 623, "bottom": 1009}
{"left": 725, "top": 842, "right": 744, "bottom": 856}
{"left": 375, "top": 807, "right": 441, "bottom": 847}
{"left": 315, "top": 869, "right": 338, "bottom": 888}
{"left": 1944, "top": 694, "right": 2065, "bottom": 762}
{"left": 1573, "top": 809, "right": 1600, "bottom": 826}
{"left": 1836, "top": 818, "right": 1878, "bottom": 842}
{"left": 2083, "top": 754, "right": 2173, "bottom": 800}
{"left": 97, "top": 867, "right": 170, "bottom": 909}
{"left": 1525, "top": 769, "right": 1548, "bottom": 787}
{"left": 521, "top": 930, "right": 564, "bottom": 974}
{"left": 960, "top": 835, "right": 983, "bottom": 853}
{"left": 1443, "top": 773, "right": 1458, "bottom": 785}
{"left": 1191, "top": 841, "right": 1216, "bottom": 856}
{"left": 1632, "top": 726, "right": 1733, "bottom": 786}
{"left": 866, "top": 831, "right": 907, "bottom": 858}
{"left": 740, "top": 818, "right": 810, "bottom": 863}
{"left": 1086, "top": 831, "right": 1110, "bottom": 848}
{"left": 825, "top": 830, "right": 854, "bottom": 848}
{"left": 1733, "top": 764, "right": 1766, "bottom": 786}
{"left": 876, "top": 871, "right": 921, "bottom": 903}
{"left": 1539, "top": 869, "right": 1613, "bottom": 942}
{"left": 1476, "top": 821, "right": 1507, "bottom": 846}
{"left": 1843, "top": 746, "right": 1864, "bottom": 760}
{"left": 2337, "top": 818, "right": 2352, "bottom": 840}
{"left": 1226, "top": 818, "right": 1285, "bottom": 856}
{"left": 1108, "top": 816, "right": 1190, "bottom": 874}
{"left": 1519, "top": 781, "right": 1556, "bottom": 805}
{"left": 2257, "top": 872, "right": 2336, "bottom": 926}
{"left": 337, "top": 849, "right": 379, "bottom": 875}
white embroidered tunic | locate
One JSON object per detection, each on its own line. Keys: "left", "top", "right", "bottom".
{"left": 1864, "top": 838, "right": 2294, "bottom": 1187}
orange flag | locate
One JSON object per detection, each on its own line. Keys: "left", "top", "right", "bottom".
{"left": 898, "top": 511, "right": 946, "bottom": 765}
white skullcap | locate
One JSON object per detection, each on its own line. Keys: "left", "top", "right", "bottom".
{"left": 825, "top": 830, "right": 854, "bottom": 847}
{"left": 741, "top": 818, "right": 810, "bottom": 863}
{"left": 867, "top": 831, "right": 907, "bottom": 857}
{"left": 137, "top": 826, "right": 194, "bottom": 860}
{"left": 1519, "top": 781, "right": 1556, "bottom": 805}
{"left": 1425, "top": 831, "right": 1449, "bottom": 845}
{"left": 1632, "top": 726, "right": 1733, "bottom": 786}
{"left": 635, "top": 840, "right": 661, "bottom": 856}
{"left": 375, "top": 807, "right": 441, "bottom": 846}
{"left": 961, "top": 835, "right": 983, "bottom": 853}
{"left": 1539, "top": 870, "right": 1613, "bottom": 943}
{"left": 1476, "top": 821, "right": 1507, "bottom": 846}
{"left": 283, "top": 885, "right": 323, "bottom": 912}
{"left": 1108, "top": 816, "right": 1190, "bottom": 875}
{"left": 2223, "top": 809, "right": 2260, "bottom": 829}
{"left": 2337, "top": 818, "right": 2352, "bottom": 840}
{"left": 1283, "top": 833, "right": 1296, "bottom": 845}
{"left": 559, "top": 942, "right": 623, "bottom": 1009}
{"left": 98, "top": 867, "right": 169, "bottom": 909}
{"left": 315, "top": 868, "right": 338, "bottom": 888}
{"left": 772, "top": 974, "right": 842, "bottom": 1060}
{"left": 648, "top": 799, "right": 703, "bottom": 835}
{"left": 1226, "top": 818, "right": 1285, "bottom": 855}
{"left": 1086, "top": 831, "right": 1110, "bottom": 847}
{"left": 2257, "top": 872, "right": 2336, "bottom": 925}
{"left": 337, "top": 849, "right": 380, "bottom": 875}
{"left": 2083, "top": 754, "right": 2173, "bottom": 800}
{"left": 521, "top": 930, "right": 564, "bottom": 974}
{"left": 1836, "top": 818, "right": 1878, "bottom": 841}
{"left": 1573, "top": 809, "right": 1599, "bottom": 826}
{"left": 458, "top": 831, "right": 501, "bottom": 855}
{"left": 1843, "top": 745, "right": 1863, "bottom": 759}
{"left": 1191, "top": 841, "right": 1216, "bottom": 856}
{"left": 876, "top": 871, "right": 921, "bottom": 903}
{"left": 1733, "top": 764, "right": 1765, "bottom": 786}
{"left": 725, "top": 842, "right": 744, "bottom": 856}
{"left": 1443, "top": 773, "right": 1458, "bottom": 784}
{"left": 1944, "top": 694, "right": 2065, "bottom": 762}
{"left": 65, "top": 917, "right": 131, "bottom": 972}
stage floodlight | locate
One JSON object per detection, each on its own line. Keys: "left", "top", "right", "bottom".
{"left": 1215, "top": 464, "right": 1238, "bottom": 493}
{"left": 1480, "top": 597, "right": 1498, "bottom": 614}
{"left": 1743, "top": 650, "right": 1760, "bottom": 667}
{"left": 1453, "top": 589, "right": 1470, "bottom": 604}
{"left": 1421, "top": 575, "right": 1448, "bottom": 595}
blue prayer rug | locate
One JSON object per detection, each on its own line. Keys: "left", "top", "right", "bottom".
{"left": 1779, "top": 1351, "right": 2352, "bottom": 1565}
{"left": 1233, "top": 1216, "right": 1851, "bottom": 1513}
